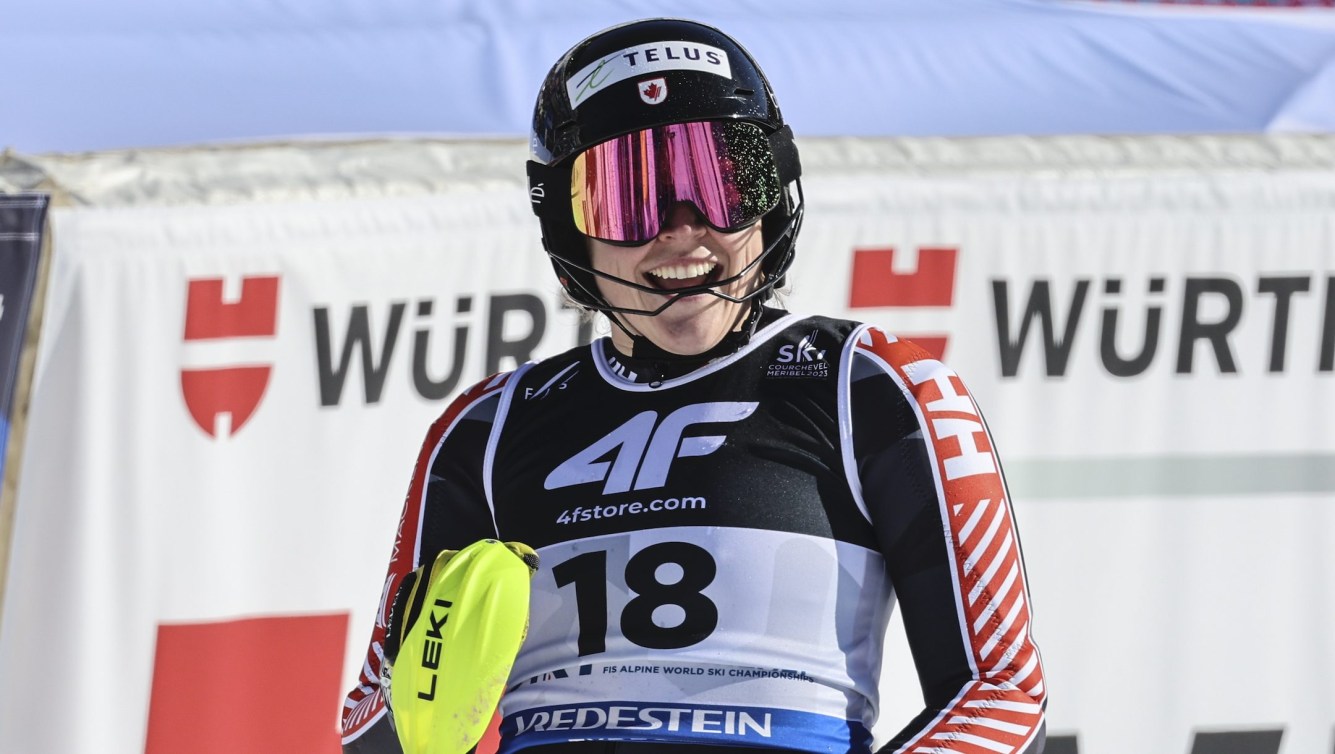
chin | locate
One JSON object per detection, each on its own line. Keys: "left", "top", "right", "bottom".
{"left": 655, "top": 313, "right": 735, "bottom": 348}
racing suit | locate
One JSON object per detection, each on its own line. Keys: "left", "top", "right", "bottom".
{"left": 342, "top": 308, "right": 1047, "bottom": 754}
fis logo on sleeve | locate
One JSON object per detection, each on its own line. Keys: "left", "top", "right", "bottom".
{"left": 525, "top": 363, "right": 579, "bottom": 400}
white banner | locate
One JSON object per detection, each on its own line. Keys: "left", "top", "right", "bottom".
{"left": 1, "top": 135, "right": 1332, "bottom": 754}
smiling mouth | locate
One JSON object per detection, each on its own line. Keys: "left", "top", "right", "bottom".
{"left": 645, "top": 260, "right": 721, "bottom": 292}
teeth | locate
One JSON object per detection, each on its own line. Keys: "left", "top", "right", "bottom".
{"left": 648, "top": 261, "right": 716, "bottom": 280}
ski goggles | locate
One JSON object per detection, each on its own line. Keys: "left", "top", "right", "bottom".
{"left": 564, "top": 120, "right": 789, "bottom": 245}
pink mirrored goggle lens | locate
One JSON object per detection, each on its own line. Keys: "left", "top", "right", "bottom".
{"left": 571, "top": 120, "right": 782, "bottom": 244}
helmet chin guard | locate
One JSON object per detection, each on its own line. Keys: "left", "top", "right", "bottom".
{"left": 526, "top": 18, "right": 804, "bottom": 318}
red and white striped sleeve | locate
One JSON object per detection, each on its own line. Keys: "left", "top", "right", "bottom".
{"left": 340, "top": 371, "right": 515, "bottom": 752}
{"left": 851, "top": 326, "right": 1046, "bottom": 754}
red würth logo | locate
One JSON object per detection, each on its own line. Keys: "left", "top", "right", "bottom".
{"left": 145, "top": 614, "right": 348, "bottom": 753}
{"left": 180, "top": 276, "right": 280, "bottom": 438}
{"left": 848, "top": 246, "right": 958, "bottom": 360}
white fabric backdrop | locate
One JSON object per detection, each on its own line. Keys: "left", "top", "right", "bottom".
{"left": 0, "top": 135, "right": 1332, "bottom": 753}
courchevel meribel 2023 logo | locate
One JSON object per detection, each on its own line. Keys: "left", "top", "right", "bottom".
{"left": 767, "top": 330, "right": 829, "bottom": 379}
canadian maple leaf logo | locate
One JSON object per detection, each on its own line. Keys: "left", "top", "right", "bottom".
{"left": 638, "top": 78, "right": 667, "bottom": 105}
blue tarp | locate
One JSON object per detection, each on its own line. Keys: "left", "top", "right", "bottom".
{"left": 2, "top": 0, "right": 1334, "bottom": 152}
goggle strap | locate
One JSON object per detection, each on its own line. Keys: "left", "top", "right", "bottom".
{"left": 526, "top": 160, "right": 560, "bottom": 219}
{"left": 768, "top": 125, "right": 801, "bottom": 183}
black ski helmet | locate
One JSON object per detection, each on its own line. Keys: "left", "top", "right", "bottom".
{"left": 526, "top": 18, "right": 803, "bottom": 314}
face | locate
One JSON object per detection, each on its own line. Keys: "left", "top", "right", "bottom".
{"left": 588, "top": 202, "right": 765, "bottom": 356}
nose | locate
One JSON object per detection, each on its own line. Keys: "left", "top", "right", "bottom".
{"left": 657, "top": 202, "right": 707, "bottom": 242}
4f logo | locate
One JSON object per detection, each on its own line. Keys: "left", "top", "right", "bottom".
{"left": 545, "top": 401, "right": 757, "bottom": 494}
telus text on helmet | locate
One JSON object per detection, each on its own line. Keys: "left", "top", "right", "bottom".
{"left": 567, "top": 42, "right": 732, "bottom": 108}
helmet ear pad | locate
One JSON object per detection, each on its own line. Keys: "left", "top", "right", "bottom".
{"left": 528, "top": 158, "right": 604, "bottom": 309}
{"left": 755, "top": 184, "right": 801, "bottom": 300}
{"left": 541, "top": 214, "right": 605, "bottom": 310}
